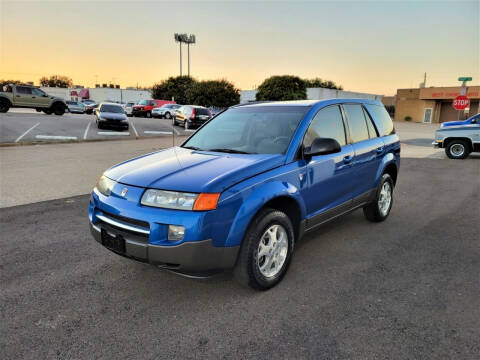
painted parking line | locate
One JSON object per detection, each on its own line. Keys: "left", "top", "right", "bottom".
{"left": 130, "top": 120, "right": 139, "bottom": 137}
{"left": 35, "top": 135, "right": 78, "bottom": 140}
{"left": 15, "top": 122, "right": 40, "bottom": 142}
{"left": 83, "top": 121, "right": 91, "bottom": 140}
{"left": 171, "top": 126, "right": 180, "bottom": 135}
{"left": 97, "top": 132, "right": 131, "bottom": 136}
{"left": 184, "top": 129, "right": 195, "bottom": 132}
{"left": 144, "top": 131, "right": 173, "bottom": 135}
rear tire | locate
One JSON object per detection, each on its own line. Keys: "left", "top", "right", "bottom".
{"left": 146, "top": 111, "right": 152, "bottom": 118}
{"left": 445, "top": 140, "right": 470, "bottom": 159}
{"left": 234, "top": 208, "right": 295, "bottom": 290}
{"left": 184, "top": 120, "right": 190, "bottom": 130}
{"left": 0, "top": 98, "right": 10, "bottom": 113}
{"left": 43, "top": 109, "right": 52, "bottom": 115}
{"left": 165, "top": 112, "right": 171, "bottom": 119}
{"left": 363, "top": 173, "right": 394, "bottom": 222}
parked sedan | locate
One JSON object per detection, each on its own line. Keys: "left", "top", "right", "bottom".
{"left": 95, "top": 103, "right": 129, "bottom": 130}
{"left": 66, "top": 101, "right": 85, "bottom": 114}
{"left": 173, "top": 105, "right": 212, "bottom": 129}
{"left": 152, "top": 104, "right": 181, "bottom": 119}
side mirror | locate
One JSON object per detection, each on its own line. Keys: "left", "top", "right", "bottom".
{"left": 304, "top": 138, "right": 341, "bottom": 157}
{"left": 471, "top": 119, "right": 476, "bottom": 124}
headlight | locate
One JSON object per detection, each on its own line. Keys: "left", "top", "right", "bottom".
{"left": 141, "top": 189, "right": 198, "bottom": 210}
{"left": 95, "top": 175, "right": 115, "bottom": 196}
{"left": 141, "top": 190, "right": 220, "bottom": 211}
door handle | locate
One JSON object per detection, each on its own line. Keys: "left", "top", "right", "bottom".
{"left": 376, "top": 147, "right": 384, "bottom": 154}
{"left": 32, "top": 96, "right": 36, "bottom": 98}
{"left": 343, "top": 155, "right": 353, "bottom": 163}
{"left": 16, "top": 95, "right": 20, "bottom": 97}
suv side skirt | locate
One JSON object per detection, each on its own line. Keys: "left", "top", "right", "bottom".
{"left": 305, "top": 188, "right": 376, "bottom": 232}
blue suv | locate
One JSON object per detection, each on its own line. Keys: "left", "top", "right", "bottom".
{"left": 89, "top": 99, "right": 400, "bottom": 290}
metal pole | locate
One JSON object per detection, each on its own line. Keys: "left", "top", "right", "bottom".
{"left": 179, "top": 42, "right": 182, "bottom": 76}
{"left": 187, "top": 43, "right": 190, "bottom": 77}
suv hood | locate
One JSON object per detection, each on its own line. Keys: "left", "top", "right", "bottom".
{"left": 105, "top": 147, "right": 285, "bottom": 193}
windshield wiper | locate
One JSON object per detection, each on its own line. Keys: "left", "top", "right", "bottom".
{"left": 183, "top": 146, "right": 201, "bottom": 150}
{"left": 207, "top": 148, "right": 254, "bottom": 154}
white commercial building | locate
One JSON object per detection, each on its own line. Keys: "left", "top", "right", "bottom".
{"left": 240, "top": 88, "right": 383, "bottom": 103}
{"left": 40, "top": 87, "right": 152, "bottom": 104}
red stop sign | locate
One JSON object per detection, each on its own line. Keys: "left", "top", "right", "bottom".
{"left": 453, "top": 95, "right": 470, "bottom": 110}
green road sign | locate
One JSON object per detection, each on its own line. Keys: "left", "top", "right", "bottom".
{"left": 458, "top": 77, "right": 472, "bottom": 81}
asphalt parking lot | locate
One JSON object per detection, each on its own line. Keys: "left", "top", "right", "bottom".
{"left": 1, "top": 157, "right": 479, "bottom": 359}
{"left": 0, "top": 109, "right": 192, "bottom": 144}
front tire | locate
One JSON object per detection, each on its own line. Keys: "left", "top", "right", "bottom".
{"left": 234, "top": 208, "right": 295, "bottom": 290}
{"left": 184, "top": 120, "right": 190, "bottom": 130}
{"left": 363, "top": 173, "right": 394, "bottom": 222}
{"left": 445, "top": 140, "right": 470, "bottom": 159}
{"left": 165, "top": 112, "right": 171, "bottom": 119}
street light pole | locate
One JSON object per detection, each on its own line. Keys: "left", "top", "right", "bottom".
{"left": 174, "top": 33, "right": 195, "bottom": 77}
{"left": 179, "top": 42, "right": 182, "bottom": 76}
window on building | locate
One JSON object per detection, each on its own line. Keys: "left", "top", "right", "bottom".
{"left": 303, "top": 105, "right": 346, "bottom": 148}
{"left": 343, "top": 104, "right": 369, "bottom": 143}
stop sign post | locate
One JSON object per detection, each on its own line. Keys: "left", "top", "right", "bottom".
{"left": 453, "top": 95, "right": 469, "bottom": 110}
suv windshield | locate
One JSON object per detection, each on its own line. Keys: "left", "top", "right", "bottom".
{"left": 182, "top": 106, "right": 307, "bottom": 154}
{"left": 100, "top": 104, "right": 124, "bottom": 113}
{"left": 138, "top": 100, "right": 149, "bottom": 105}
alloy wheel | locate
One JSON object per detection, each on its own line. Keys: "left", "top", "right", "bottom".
{"left": 257, "top": 224, "right": 288, "bottom": 278}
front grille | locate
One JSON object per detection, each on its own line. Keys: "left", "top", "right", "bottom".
{"left": 102, "top": 211, "right": 149, "bottom": 229}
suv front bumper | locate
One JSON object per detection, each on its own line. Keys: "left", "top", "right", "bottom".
{"left": 89, "top": 221, "right": 238, "bottom": 273}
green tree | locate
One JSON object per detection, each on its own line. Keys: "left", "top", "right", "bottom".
{"left": 256, "top": 75, "right": 307, "bottom": 101}
{"left": 0, "top": 79, "right": 24, "bottom": 86}
{"left": 151, "top": 76, "right": 197, "bottom": 104}
{"left": 39, "top": 75, "right": 73, "bottom": 88}
{"left": 304, "top": 77, "right": 343, "bottom": 90}
{"left": 186, "top": 79, "right": 240, "bottom": 108}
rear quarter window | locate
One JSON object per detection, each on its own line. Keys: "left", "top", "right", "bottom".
{"left": 367, "top": 104, "right": 395, "bottom": 136}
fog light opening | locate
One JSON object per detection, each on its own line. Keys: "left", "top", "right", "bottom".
{"left": 168, "top": 225, "right": 185, "bottom": 241}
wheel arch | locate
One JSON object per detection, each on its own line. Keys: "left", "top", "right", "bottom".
{"left": 0, "top": 95, "right": 12, "bottom": 106}
{"left": 444, "top": 137, "right": 473, "bottom": 151}
{"left": 375, "top": 152, "right": 399, "bottom": 187}
{"left": 223, "top": 181, "right": 306, "bottom": 247}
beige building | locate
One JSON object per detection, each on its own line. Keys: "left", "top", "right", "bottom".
{"left": 395, "top": 86, "right": 479, "bottom": 123}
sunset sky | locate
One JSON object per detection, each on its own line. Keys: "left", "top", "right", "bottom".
{"left": 1, "top": 0, "right": 478, "bottom": 95}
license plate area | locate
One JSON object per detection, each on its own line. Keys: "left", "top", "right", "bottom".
{"left": 101, "top": 229, "right": 126, "bottom": 253}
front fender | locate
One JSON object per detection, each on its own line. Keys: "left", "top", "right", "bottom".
{"left": 223, "top": 181, "right": 306, "bottom": 247}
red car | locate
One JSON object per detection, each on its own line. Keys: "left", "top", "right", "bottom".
{"left": 132, "top": 99, "right": 176, "bottom": 118}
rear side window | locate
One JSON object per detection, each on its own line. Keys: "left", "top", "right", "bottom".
{"left": 363, "top": 107, "right": 378, "bottom": 138}
{"left": 16, "top": 86, "right": 32, "bottom": 95}
{"left": 304, "top": 105, "right": 346, "bottom": 147}
{"left": 369, "top": 105, "right": 395, "bottom": 136}
{"left": 343, "top": 104, "right": 369, "bottom": 143}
